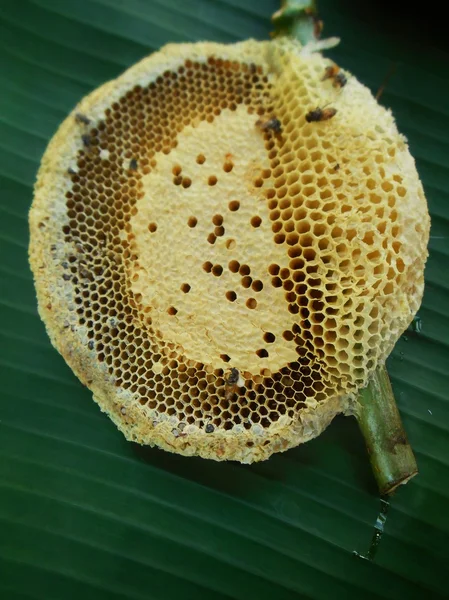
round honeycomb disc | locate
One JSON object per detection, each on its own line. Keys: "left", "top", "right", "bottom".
{"left": 29, "top": 39, "right": 429, "bottom": 462}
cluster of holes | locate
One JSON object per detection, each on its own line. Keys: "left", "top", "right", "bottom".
{"left": 60, "top": 51, "right": 419, "bottom": 437}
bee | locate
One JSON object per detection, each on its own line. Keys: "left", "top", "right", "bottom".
{"left": 224, "top": 367, "right": 241, "bottom": 401}
{"left": 322, "top": 65, "right": 338, "bottom": 81}
{"left": 227, "top": 368, "right": 240, "bottom": 385}
{"left": 75, "top": 113, "right": 91, "bottom": 125}
{"left": 129, "top": 158, "right": 138, "bottom": 170}
{"left": 67, "top": 167, "right": 77, "bottom": 175}
{"left": 334, "top": 163, "right": 340, "bottom": 171}
{"left": 256, "top": 118, "right": 282, "bottom": 134}
{"left": 310, "top": 12, "right": 323, "bottom": 39}
{"left": 305, "top": 107, "right": 337, "bottom": 123}
{"left": 322, "top": 65, "right": 347, "bottom": 88}
{"left": 81, "top": 134, "right": 91, "bottom": 147}
{"left": 334, "top": 72, "right": 347, "bottom": 88}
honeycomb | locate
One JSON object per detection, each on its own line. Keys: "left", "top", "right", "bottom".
{"left": 29, "top": 40, "right": 429, "bottom": 462}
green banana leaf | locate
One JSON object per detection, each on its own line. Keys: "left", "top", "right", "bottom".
{"left": 1, "top": 1, "right": 448, "bottom": 598}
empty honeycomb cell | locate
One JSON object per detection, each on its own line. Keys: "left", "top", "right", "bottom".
{"left": 212, "top": 265, "right": 223, "bottom": 277}
{"left": 228, "top": 260, "right": 240, "bottom": 273}
{"left": 264, "top": 332, "right": 276, "bottom": 343}
{"left": 30, "top": 38, "right": 429, "bottom": 464}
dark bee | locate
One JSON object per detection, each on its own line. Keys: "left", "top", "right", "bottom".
{"left": 312, "top": 15, "right": 323, "bottom": 39}
{"left": 67, "top": 167, "right": 77, "bottom": 175}
{"left": 224, "top": 367, "right": 241, "bottom": 401}
{"left": 227, "top": 368, "right": 240, "bottom": 385}
{"left": 322, "top": 65, "right": 338, "bottom": 81}
{"left": 322, "top": 65, "right": 347, "bottom": 88}
{"left": 305, "top": 107, "right": 337, "bottom": 123}
{"left": 334, "top": 72, "right": 347, "bottom": 88}
{"left": 75, "top": 113, "right": 91, "bottom": 125}
{"left": 256, "top": 118, "right": 282, "bottom": 134}
{"left": 81, "top": 134, "right": 91, "bottom": 147}
{"left": 129, "top": 158, "right": 138, "bottom": 170}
